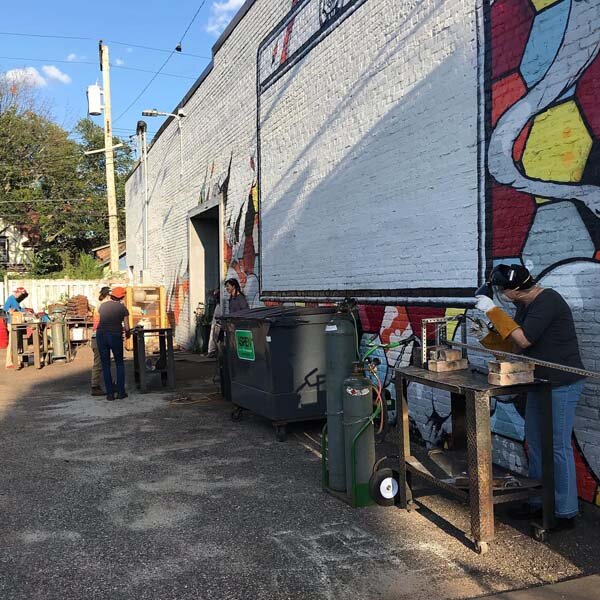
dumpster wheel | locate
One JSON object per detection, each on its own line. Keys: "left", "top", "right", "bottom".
{"left": 274, "top": 424, "right": 287, "bottom": 442}
{"left": 231, "top": 406, "right": 244, "bottom": 421}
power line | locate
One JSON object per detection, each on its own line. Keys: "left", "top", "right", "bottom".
{"left": 0, "top": 55, "right": 197, "bottom": 80}
{"left": 113, "top": 0, "right": 209, "bottom": 124}
{"left": 0, "top": 32, "right": 210, "bottom": 59}
{"left": 107, "top": 40, "right": 210, "bottom": 59}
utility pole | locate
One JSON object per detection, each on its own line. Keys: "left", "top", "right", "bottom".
{"left": 136, "top": 120, "right": 149, "bottom": 273}
{"left": 99, "top": 41, "right": 120, "bottom": 274}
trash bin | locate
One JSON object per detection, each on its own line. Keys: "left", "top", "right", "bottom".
{"left": 220, "top": 306, "right": 338, "bottom": 440}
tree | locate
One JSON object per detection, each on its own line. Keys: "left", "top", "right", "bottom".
{"left": 0, "top": 75, "right": 134, "bottom": 273}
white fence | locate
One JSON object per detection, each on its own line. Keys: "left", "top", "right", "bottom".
{"left": 1, "top": 279, "right": 110, "bottom": 311}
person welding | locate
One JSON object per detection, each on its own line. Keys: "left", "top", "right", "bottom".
{"left": 4, "top": 287, "right": 28, "bottom": 369}
{"left": 475, "top": 263, "right": 585, "bottom": 529}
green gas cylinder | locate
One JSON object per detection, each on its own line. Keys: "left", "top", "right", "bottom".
{"left": 325, "top": 312, "right": 356, "bottom": 492}
{"left": 343, "top": 362, "right": 376, "bottom": 506}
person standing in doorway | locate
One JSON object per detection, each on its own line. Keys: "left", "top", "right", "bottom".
{"left": 97, "top": 286, "right": 130, "bottom": 401}
{"left": 4, "top": 287, "right": 27, "bottom": 369}
{"left": 225, "top": 278, "right": 248, "bottom": 314}
{"left": 91, "top": 286, "right": 111, "bottom": 396}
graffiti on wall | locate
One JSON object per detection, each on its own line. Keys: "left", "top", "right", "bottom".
{"left": 222, "top": 156, "right": 261, "bottom": 307}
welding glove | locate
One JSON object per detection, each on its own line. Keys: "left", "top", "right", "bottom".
{"left": 479, "top": 330, "right": 514, "bottom": 352}
{"left": 474, "top": 295, "right": 520, "bottom": 340}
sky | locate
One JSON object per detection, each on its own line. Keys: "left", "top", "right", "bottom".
{"left": 0, "top": 0, "right": 245, "bottom": 143}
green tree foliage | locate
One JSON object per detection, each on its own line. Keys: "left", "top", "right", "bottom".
{"left": 0, "top": 76, "right": 134, "bottom": 274}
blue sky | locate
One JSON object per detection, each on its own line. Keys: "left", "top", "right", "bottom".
{"left": 0, "top": 0, "right": 245, "bottom": 141}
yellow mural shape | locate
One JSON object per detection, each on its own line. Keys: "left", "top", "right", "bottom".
{"left": 535, "top": 197, "right": 550, "bottom": 205}
{"left": 530, "top": 0, "right": 563, "bottom": 10}
{"left": 522, "top": 101, "right": 592, "bottom": 183}
{"left": 445, "top": 308, "right": 466, "bottom": 341}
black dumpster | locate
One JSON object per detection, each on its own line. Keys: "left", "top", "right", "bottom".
{"left": 220, "top": 306, "right": 338, "bottom": 440}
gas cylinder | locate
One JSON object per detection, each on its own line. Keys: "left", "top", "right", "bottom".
{"left": 343, "top": 362, "right": 376, "bottom": 506}
{"left": 0, "top": 317, "right": 8, "bottom": 349}
{"left": 325, "top": 311, "right": 356, "bottom": 491}
{"left": 50, "top": 320, "right": 68, "bottom": 360}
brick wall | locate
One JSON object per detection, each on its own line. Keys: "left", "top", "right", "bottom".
{"left": 126, "top": 0, "right": 600, "bottom": 503}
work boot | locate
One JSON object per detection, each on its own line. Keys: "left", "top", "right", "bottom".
{"left": 116, "top": 392, "right": 128, "bottom": 400}
{"left": 91, "top": 387, "right": 104, "bottom": 397}
{"left": 553, "top": 516, "right": 577, "bottom": 531}
{"left": 106, "top": 393, "right": 115, "bottom": 401}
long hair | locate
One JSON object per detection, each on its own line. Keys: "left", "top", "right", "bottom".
{"left": 225, "top": 278, "right": 244, "bottom": 297}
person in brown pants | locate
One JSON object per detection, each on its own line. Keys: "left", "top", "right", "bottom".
{"left": 91, "top": 286, "right": 111, "bottom": 396}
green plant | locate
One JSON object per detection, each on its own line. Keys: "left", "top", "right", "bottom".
{"left": 29, "top": 248, "right": 63, "bottom": 276}
{"left": 61, "top": 252, "right": 104, "bottom": 279}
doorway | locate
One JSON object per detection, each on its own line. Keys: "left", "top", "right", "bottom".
{"left": 188, "top": 205, "right": 220, "bottom": 346}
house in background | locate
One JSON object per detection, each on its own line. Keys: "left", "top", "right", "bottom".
{"left": 91, "top": 240, "right": 127, "bottom": 273}
{"left": 0, "top": 220, "right": 33, "bottom": 272}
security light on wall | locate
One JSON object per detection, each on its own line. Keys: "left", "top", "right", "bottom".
{"left": 141, "top": 108, "right": 187, "bottom": 175}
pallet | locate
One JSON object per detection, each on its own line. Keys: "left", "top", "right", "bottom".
{"left": 428, "top": 358, "right": 469, "bottom": 372}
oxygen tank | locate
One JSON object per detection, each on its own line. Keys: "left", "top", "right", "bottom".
{"left": 51, "top": 320, "right": 68, "bottom": 360}
{"left": 325, "top": 312, "right": 356, "bottom": 491}
{"left": 343, "top": 362, "right": 376, "bottom": 505}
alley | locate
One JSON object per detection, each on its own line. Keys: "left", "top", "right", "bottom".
{"left": 0, "top": 348, "right": 598, "bottom": 600}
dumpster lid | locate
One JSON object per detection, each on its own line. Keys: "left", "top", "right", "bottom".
{"left": 218, "top": 306, "right": 337, "bottom": 323}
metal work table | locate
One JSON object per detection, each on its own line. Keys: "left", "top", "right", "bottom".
{"left": 132, "top": 328, "right": 175, "bottom": 393}
{"left": 10, "top": 323, "right": 45, "bottom": 369}
{"left": 395, "top": 365, "right": 554, "bottom": 554}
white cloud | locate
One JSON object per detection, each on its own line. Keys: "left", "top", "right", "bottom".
{"left": 3, "top": 67, "right": 46, "bottom": 87}
{"left": 205, "top": 0, "right": 245, "bottom": 35}
{"left": 115, "top": 58, "right": 125, "bottom": 66}
{"left": 66, "top": 53, "right": 86, "bottom": 62}
{"left": 126, "top": 47, "right": 133, "bottom": 53}
{"left": 42, "top": 65, "right": 71, "bottom": 84}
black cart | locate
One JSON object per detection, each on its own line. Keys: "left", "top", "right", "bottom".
{"left": 220, "top": 306, "right": 336, "bottom": 440}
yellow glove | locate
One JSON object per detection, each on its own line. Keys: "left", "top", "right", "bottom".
{"left": 479, "top": 330, "right": 513, "bottom": 352}
{"left": 475, "top": 296, "right": 520, "bottom": 340}
{"left": 486, "top": 307, "right": 520, "bottom": 340}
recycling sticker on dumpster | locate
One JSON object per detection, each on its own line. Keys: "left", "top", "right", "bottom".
{"left": 235, "top": 330, "right": 255, "bottom": 361}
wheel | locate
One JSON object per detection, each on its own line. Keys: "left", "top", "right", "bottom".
{"left": 231, "top": 407, "right": 243, "bottom": 421}
{"left": 275, "top": 425, "right": 287, "bottom": 442}
{"left": 475, "top": 541, "right": 489, "bottom": 555}
{"left": 369, "top": 468, "right": 399, "bottom": 506}
{"left": 531, "top": 525, "right": 548, "bottom": 543}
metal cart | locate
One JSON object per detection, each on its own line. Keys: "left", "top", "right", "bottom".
{"left": 132, "top": 327, "right": 175, "bottom": 392}
{"left": 395, "top": 366, "right": 554, "bottom": 554}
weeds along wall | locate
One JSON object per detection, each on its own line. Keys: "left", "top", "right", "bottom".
{"left": 126, "top": 0, "right": 600, "bottom": 504}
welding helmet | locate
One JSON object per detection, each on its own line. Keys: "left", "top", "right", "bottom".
{"left": 475, "top": 264, "right": 534, "bottom": 299}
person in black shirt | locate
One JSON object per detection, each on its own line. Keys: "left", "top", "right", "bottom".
{"left": 475, "top": 264, "right": 585, "bottom": 528}
{"left": 225, "top": 278, "right": 249, "bottom": 314}
{"left": 97, "top": 286, "right": 131, "bottom": 401}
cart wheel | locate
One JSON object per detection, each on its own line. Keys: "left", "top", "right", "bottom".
{"left": 369, "top": 468, "right": 399, "bottom": 507}
{"left": 531, "top": 525, "right": 548, "bottom": 543}
{"left": 275, "top": 425, "right": 287, "bottom": 442}
{"left": 231, "top": 407, "right": 243, "bottom": 421}
{"left": 475, "top": 541, "right": 489, "bottom": 555}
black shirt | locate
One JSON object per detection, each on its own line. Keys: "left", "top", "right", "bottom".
{"left": 514, "top": 288, "right": 584, "bottom": 386}
{"left": 228, "top": 294, "right": 249, "bottom": 314}
{"left": 97, "top": 300, "right": 129, "bottom": 334}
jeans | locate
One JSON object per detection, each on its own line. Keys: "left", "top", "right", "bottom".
{"left": 526, "top": 379, "right": 585, "bottom": 518}
{"left": 96, "top": 331, "right": 125, "bottom": 396}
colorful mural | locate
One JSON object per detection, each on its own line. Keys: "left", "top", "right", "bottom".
{"left": 345, "top": 0, "right": 600, "bottom": 505}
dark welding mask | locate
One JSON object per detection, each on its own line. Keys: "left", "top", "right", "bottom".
{"left": 16, "top": 292, "right": 29, "bottom": 303}
{"left": 476, "top": 264, "right": 534, "bottom": 299}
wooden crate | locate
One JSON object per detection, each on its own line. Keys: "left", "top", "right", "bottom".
{"left": 124, "top": 285, "right": 166, "bottom": 351}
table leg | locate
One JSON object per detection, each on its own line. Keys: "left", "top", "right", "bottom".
{"left": 33, "top": 326, "right": 41, "bottom": 369}
{"left": 451, "top": 392, "right": 467, "bottom": 450}
{"left": 540, "top": 384, "right": 556, "bottom": 531}
{"left": 159, "top": 332, "right": 167, "bottom": 386}
{"left": 11, "top": 326, "right": 19, "bottom": 369}
{"left": 137, "top": 334, "right": 148, "bottom": 393}
{"left": 466, "top": 391, "right": 494, "bottom": 547}
{"left": 166, "top": 331, "right": 175, "bottom": 389}
{"left": 133, "top": 333, "right": 140, "bottom": 386}
{"left": 396, "top": 376, "right": 413, "bottom": 509}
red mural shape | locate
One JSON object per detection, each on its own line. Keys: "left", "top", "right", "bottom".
{"left": 576, "top": 53, "right": 600, "bottom": 138}
{"left": 406, "top": 307, "right": 445, "bottom": 341}
{"left": 574, "top": 441, "right": 598, "bottom": 503}
{"left": 492, "top": 72, "right": 527, "bottom": 126}
{"left": 358, "top": 305, "right": 385, "bottom": 333}
{"left": 492, "top": 183, "right": 536, "bottom": 257}
{"left": 380, "top": 307, "right": 410, "bottom": 346}
{"left": 490, "top": 0, "right": 534, "bottom": 81}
